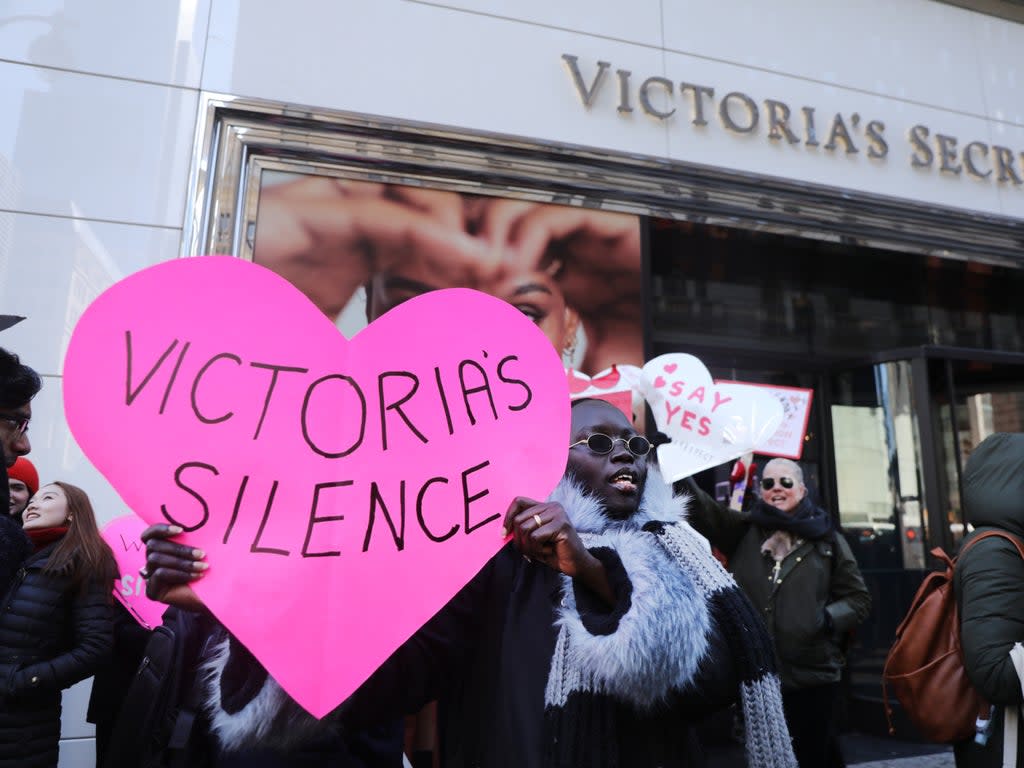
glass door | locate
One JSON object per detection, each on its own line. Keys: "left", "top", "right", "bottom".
{"left": 827, "top": 358, "right": 933, "bottom": 725}
{"left": 830, "top": 361, "right": 928, "bottom": 571}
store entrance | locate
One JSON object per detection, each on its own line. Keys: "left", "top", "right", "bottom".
{"left": 660, "top": 343, "right": 1024, "bottom": 736}
{"left": 812, "top": 347, "right": 1024, "bottom": 736}
{"left": 648, "top": 214, "right": 1024, "bottom": 736}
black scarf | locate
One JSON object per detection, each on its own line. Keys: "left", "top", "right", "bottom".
{"left": 747, "top": 497, "right": 832, "bottom": 541}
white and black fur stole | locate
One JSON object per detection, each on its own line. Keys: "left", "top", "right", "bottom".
{"left": 546, "top": 468, "right": 796, "bottom": 768}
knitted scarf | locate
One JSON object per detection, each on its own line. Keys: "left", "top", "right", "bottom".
{"left": 27, "top": 526, "right": 67, "bottom": 551}
{"left": 747, "top": 496, "right": 832, "bottom": 541}
{"left": 544, "top": 469, "right": 796, "bottom": 768}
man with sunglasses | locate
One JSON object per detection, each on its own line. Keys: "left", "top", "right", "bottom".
{"left": 0, "top": 347, "right": 42, "bottom": 604}
{"left": 686, "top": 457, "right": 870, "bottom": 768}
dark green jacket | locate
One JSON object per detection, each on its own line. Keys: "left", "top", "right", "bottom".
{"left": 687, "top": 484, "right": 870, "bottom": 689}
{"left": 954, "top": 433, "right": 1024, "bottom": 768}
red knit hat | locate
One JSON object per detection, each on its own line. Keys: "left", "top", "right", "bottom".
{"left": 8, "top": 457, "right": 39, "bottom": 496}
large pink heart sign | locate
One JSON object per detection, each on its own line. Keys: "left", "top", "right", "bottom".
{"left": 102, "top": 514, "right": 167, "bottom": 630}
{"left": 640, "top": 353, "right": 783, "bottom": 482}
{"left": 64, "top": 256, "right": 570, "bottom": 718}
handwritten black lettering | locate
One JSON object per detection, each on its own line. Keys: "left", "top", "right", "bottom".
{"left": 459, "top": 360, "right": 498, "bottom": 426}
{"left": 190, "top": 352, "right": 242, "bottom": 424}
{"left": 250, "top": 480, "right": 289, "bottom": 556}
{"left": 119, "top": 534, "right": 143, "bottom": 552}
{"left": 160, "top": 461, "right": 219, "bottom": 532}
{"left": 160, "top": 341, "right": 192, "bottom": 415}
{"left": 301, "top": 374, "right": 367, "bottom": 459}
{"left": 496, "top": 355, "right": 533, "bottom": 412}
{"left": 222, "top": 474, "right": 249, "bottom": 545}
{"left": 416, "top": 476, "right": 457, "bottom": 543}
{"left": 434, "top": 366, "right": 455, "bottom": 436}
{"left": 462, "top": 461, "right": 496, "bottom": 534}
{"left": 124, "top": 331, "right": 179, "bottom": 407}
{"left": 363, "top": 481, "right": 406, "bottom": 552}
{"left": 251, "top": 362, "right": 309, "bottom": 440}
{"left": 302, "top": 481, "right": 353, "bottom": 558}
{"left": 379, "top": 371, "right": 428, "bottom": 451}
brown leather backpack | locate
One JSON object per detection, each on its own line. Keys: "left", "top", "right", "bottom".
{"left": 882, "top": 530, "right": 1024, "bottom": 743}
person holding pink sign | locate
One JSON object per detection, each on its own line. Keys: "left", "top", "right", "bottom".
{"left": 141, "top": 399, "right": 796, "bottom": 768}
{"left": 0, "top": 482, "right": 117, "bottom": 768}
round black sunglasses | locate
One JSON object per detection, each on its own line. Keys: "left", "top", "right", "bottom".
{"left": 570, "top": 433, "right": 652, "bottom": 457}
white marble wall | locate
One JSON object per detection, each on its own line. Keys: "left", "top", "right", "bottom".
{"left": 1, "top": 1, "right": 1023, "bottom": 764}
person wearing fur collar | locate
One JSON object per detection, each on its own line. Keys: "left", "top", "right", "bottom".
{"left": 686, "top": 458, "right": 871, "bottom": 768}
{"left": 142, "top": 399, "right": 795, "bottom": 767}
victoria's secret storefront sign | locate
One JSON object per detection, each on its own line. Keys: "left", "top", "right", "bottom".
{"left": 562, "top": 54, "right": 1024, "bottom": 187}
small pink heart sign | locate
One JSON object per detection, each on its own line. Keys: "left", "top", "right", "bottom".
{"left": 640, "top": 353, "right": 783, "bottom": 482}
{"left": 102, "top": 514, "right": 167, "bottom": 630}
{"left": 64, "top": 256, "right": 570, "bottom": 718}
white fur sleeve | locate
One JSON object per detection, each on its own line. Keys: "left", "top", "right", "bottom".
{"left": 545, "top": 528, "right": 712, "bottom": 711}
{"left": 202, "top": 637, "right": 336, "bottom": 752}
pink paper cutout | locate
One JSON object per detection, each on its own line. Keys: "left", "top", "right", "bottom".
{"left": 64, "top": 256, "right": 570, "bottom": 718}
{"left": 102, "top": 514, "right": 166, "bottom": 630}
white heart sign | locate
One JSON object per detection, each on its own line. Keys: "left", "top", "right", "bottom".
{"left": 639, "top": 354, "right": 783, "bottom": 482}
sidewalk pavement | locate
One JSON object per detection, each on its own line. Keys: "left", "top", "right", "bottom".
{"left": 843, "top": 732, "right": 953, "bottom": 768}
{"left": 703, "top": 732, "right": 954, "bottom": 767}
{"left": 852, "top": 753, "right": 953, "bottom": 768}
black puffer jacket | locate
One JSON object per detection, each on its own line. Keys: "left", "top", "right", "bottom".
{"left": 0, "top": 543, "right": 114, "bottom": 768}
{"left": 954, "top": 433, "right": 1024, "bottom": 768}
{"left": 0, "top": 500, "right": 31, "bottom": 602}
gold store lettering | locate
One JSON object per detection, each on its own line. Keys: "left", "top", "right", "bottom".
{"left": 561, "top": 53, "right": 1024, "bottom": 187}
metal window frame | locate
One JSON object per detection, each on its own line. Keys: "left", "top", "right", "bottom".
{"left": 182, "top": 94, "right": 1024, "bottom": 266}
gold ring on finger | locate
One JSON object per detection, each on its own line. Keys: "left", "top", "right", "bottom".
{"left": 533, "top": 514, "right": 544, "bottom": 529}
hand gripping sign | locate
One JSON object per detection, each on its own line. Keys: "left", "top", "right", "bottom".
{"left": 101, "top": 514, "right": 167, "bottom": 630}
{"left": 64, "top": 256, "right": 570, "bottom": 718}
{"left": 640, "top": 354, "right": 783, "bottom": 483}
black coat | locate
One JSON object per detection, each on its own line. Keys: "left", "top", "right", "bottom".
{"left": 686, "top": 490, "right": 871, "bottom": 688}
{"left": 0, "top": 493, "right": 30, "bottom": 604}
{"left": 0, "top": 543, "right": 114, "bottom": 768}
{"left": 342, "top": 543, "right": 738, "bottom": 767}
{"left": 954, "top": 433, "right": 1024, "bottom": 768}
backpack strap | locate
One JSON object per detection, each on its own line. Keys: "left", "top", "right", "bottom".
{"left": 959, "top": 530, "right": 1024, "bottom": 563}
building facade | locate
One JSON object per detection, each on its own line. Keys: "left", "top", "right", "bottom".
{"left": 2, "top": 1, "right": 1024, "bottom": 763}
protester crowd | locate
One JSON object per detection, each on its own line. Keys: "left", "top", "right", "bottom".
{"left": 0, "top": 338, "right": 837, "bottom": 768}
{"left": 2, "top": 253, "right": 1021, "bottom": 768}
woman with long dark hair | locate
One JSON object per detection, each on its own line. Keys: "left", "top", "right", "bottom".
{"left": 0, "top": 481, "right": 117, "bottom": 767}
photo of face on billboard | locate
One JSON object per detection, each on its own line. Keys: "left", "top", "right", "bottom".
{"left": 251, "top": 173, "right": 643, "bottom": 375}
